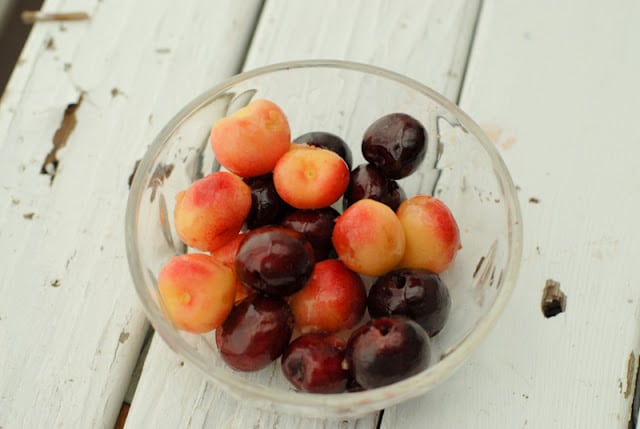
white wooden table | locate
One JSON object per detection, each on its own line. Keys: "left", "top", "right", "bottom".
{"left": 1, "top": 1, "right": 639, "bottom": 428}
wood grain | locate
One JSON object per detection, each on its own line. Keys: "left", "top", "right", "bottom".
{"left": 0, "top": 0, "right": 262, "bottom": 427}
{"left": 6, "top": 0, "right": 635, "bottom": 428}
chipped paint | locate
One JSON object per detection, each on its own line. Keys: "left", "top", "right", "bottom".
{"left": 541, "top": 279, "right": 566, "bottom": 317}
{"left": 625, "top": 352, "right": 636, "bottom": 399}
{"left": 40, "top": 94, "right": 85, "bottom": 184}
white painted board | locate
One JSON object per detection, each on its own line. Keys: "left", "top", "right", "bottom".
{"left": 0, "top": 0, "right": 262, "bottom": 428}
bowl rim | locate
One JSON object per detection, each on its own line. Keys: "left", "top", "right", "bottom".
{"left": 125, "top": 59, "right": 523, "bottom": 416}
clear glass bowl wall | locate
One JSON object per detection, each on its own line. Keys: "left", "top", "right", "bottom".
{"left": 126, "top": 60, "right": 522, "bottom": 418}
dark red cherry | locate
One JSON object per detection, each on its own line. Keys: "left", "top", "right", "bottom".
{"left": 215, "top": 294, "right": 294, "bottom": 372}
{"left": 235, "top": 226, "right": 315, "bottom": 297}
{"left": 281, "top": 207, "right": 339, "bottom": 261}
{"left": 345, "top": 317, "right": 430, "bottom": 389}
{"left": 343, "top": 164, "right": 406, "bottom": 211}
{"left": 243, "top": 174, "right": 290, "bottom": 229}
{"left": 367, "top": 268, "right": 451, "bottom": 337}
{"left": 362, "top": 113, "right": 427, "bottom": 179}
{"left": 281, "top": 333, "right": 348, "bottom": 393}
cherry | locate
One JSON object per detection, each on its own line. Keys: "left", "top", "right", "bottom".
{"left": 343, "top": 163, "right": 406, "bottom": 211}
{"left": 362, "top": 113, "right": 427, "bottom": 179}
{"left": 345, "top": 317, "right": 430, "bottom": 389}
{"left": 235, "top": 226, "right": 315, "bottom": 297}
{"left": 281, "top": 207, "right": 339, "bottom": 261}
{"left": 281, "top": 333, "right": 348, "bottom": 393}
{"left": 243, "top": 174, "right": 290, "bottom": 229}
{"left": 367, "top": 268, "right": 451, "bottom": 336}
{"left": 289, "top": 259, "right": 367, "bottom": 334}
{"left": 215, "top": 294, "right": 294, "bottom": 372}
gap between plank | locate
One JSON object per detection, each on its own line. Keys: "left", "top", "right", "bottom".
{"left": 628, "top": 352, "right": 640, "bottom": 429}
{"left": 124, "top": 326, "right": 155, "bottom": 404}
{"left": 375, "top": 409, "right": 385, "bottom": 429}
{"left": 237, "top": 0, "right": 266, "bottom": 72}
{"left": 455, "top": 0, "right": 484, "bottom": 106}
{"left": 114, "top": 326, "right": 154, "bottom": 429}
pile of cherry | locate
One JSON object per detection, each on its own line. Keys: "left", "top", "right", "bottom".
{"left": 158, "top": 99, "right": 461, "bottom": 393}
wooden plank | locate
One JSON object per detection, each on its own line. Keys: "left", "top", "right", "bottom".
{"left": 0, "top": 0, "right": 263, "bottom": 427}
{"left": 124, "top": 0, "right": 480, "bottom": 427}
{"left": 243, "top": 0, "right": 479, "bottom": 102}
{"left": 379, "top": 0, "right": 640, "bottom": 428}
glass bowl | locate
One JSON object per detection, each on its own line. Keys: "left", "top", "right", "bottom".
{"left": 125, "top": 60, "right": 523, "bottom": 418}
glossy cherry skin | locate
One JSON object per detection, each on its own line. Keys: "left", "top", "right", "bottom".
{"left": 243, "top": 173, "right": 290, "bottom": 229}
{"left": 281, "top": 207, "right": 340, "bottom": 261}
{"left": 281, "top": 333, "right": 348, "bottom": 393}
{"left": 343, "top": 163, "right": 406, "bottom": 211}
{"left": 367, "top": 268, "right": 451, "bottom": 336}
{"left": 362, "top": 113, "right": 427, "bottom": 179}
{"left": 215, "top": 294, "right": 294, "bottom": 372}
{"left": 235, "top": 226, "right": 315, "bottom": 297}
{"left": 345, "top": 316, "right": 430, "bottom": 389}
{"left": 288, "top": 259, "right": 367, "bottom": 334}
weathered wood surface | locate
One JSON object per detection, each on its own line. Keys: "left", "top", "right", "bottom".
{"left": 1, "top": 0, "right": 639, "bottom": 428}
{"left": 0, "top": 0, "right": 262, "bottom": 427}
